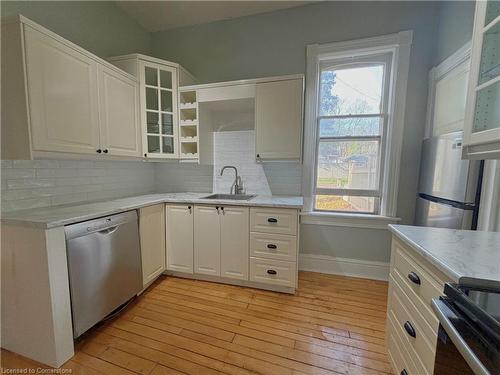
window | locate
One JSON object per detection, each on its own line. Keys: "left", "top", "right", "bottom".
{"left": 303, "top": 31, "right": 413, "bottom": 220}
{"left": 315, "top": 55, "right": 391, "bottom": 214}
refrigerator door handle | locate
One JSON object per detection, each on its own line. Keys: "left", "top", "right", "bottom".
{"left": 418, "top": 193, "right": 476, "bottom": 210}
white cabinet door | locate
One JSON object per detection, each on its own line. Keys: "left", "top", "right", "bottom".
{"left": 139, "top": 204, "right": 165, "bottom": 286}
{"left": 98, "top": 65, "right": 141, "bottom": 157}
{"left": 166, "top": 204, "right": 193, "bottom": 273}
{"left": 140, "top": 61, "right": 179, "bottom": 159}
{"left": 255, "top": 79, "right": 303, "bottom": 160}
{"left": 24, "top": 26, "right": 101, "bottom": 155}
{"left": 194, "top": 205, "right": 220, "bottom": 276}
{"left": 220, "top": 206, "right": 249, "bottom": 280}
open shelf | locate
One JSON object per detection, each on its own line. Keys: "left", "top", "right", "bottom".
{"left": 180, "top": 107, "right": 197, "bottom": 122}
{"left": 181, "top": 142, "right": 198, "bottom": 158}
{"left": 179, "top": 89, "right": 200, "bottom": 161}
{"left": 180, "top": 90, "right": 197, "bottom": 105}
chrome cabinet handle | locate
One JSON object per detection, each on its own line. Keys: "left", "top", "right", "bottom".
{"left": 408, "top": 272, "right": 421, "bottom": 285}
{"left": 404, "top": 321, "right": 416, "bottom": 338}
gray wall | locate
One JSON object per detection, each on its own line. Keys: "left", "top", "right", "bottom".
{"left": 1, "top": 1, "right": 152, "bottom": 59}
{"left": 152, "top": 1, "right": 441, "bottom": 262}
{"left": 433, "top": 1, "right": 475, "bottom": 65}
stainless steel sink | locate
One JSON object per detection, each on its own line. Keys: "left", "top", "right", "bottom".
{"left": 201, "top": 194, "right": 256, "bottom": 200}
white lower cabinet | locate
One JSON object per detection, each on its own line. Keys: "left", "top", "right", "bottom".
{"left": 194, "top": 205, "right": 249, "bottom": 280}
{"left": 387, "top": 237, "right": 452, "bottom": 375}
{"left": 139, "top": 204, "right": 165, "bottom": 286}
{"left": 194, "top": 206, "right": 221, "bottom": 276}
{"left": 166, "top": 204, "right": 194, "bottom": 273}
{"left": 164, "top": 204, "right": 299, "bottom": 293}
{"left": 220, "top": 206, "right": 249, "bottom": 280}
{"left": 249, "top": 257, "right": 296, "bottom": 288}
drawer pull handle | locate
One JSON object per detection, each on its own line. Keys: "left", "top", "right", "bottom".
{"left": 267, "top": 244, "right": 277, "bottom": 249}
{"left": 267, "top": 269, "right": 277, "bottom": 275}
{"left": 267, "top": 218, "right": 278, "bottom": 223}
{"left": 408, "top": 272, "right": 421, "bottom": 285}
{"left": 401, "top": 370, "right": 408, "bottom": 375}
{"left": 404, "top": 321, "right": 416, "bottom": 338}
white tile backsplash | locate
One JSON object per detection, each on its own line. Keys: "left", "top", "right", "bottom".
{"left": 1, "top": 135, "right": 301, "bottom": 212}
{"left": 213, "top": 130, "right": 302, "bottom": 196}
{"left": 1, "top": 159, "right": 156, "bottom": 212}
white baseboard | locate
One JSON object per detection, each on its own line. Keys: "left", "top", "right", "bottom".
{"left": 299, "top": 253, "right": 390, "bottom": 281}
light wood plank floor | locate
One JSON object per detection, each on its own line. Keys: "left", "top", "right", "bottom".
{"left": 1, "top": 271, "right": 392, "bottom": 375}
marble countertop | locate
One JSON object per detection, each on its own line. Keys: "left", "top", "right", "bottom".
{"left": 1, "top": 192, "right": 303, "bottom": 229}
{"left": 389, "top": 224, "right": 500, "bottom": 287}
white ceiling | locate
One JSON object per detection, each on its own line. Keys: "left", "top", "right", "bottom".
{"left": 115, "top": 1, "right": 312, "bottom": 32}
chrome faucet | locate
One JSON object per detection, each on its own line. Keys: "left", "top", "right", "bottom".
{"left": 220, "top": 166, "right": 244, "bottom": 195}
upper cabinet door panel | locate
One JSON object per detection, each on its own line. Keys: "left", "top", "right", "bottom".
{"left": 24, "top": 26, "right": 100, "bottom": 154}
{"left": 98, "top": 66, "right": 141, "bottom": 157}
{"left": 140, "top": 61, "right": 179, "bottom": 159}
{"left": 463, "top": 1, "right": 500, "bottom": 159}
{"left": 255, "top": 79, "right": 304, "bottom": 160}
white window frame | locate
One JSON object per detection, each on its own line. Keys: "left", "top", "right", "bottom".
{"left": 301, "top": 31, "right": 413, "bottom": 227}
{"left": 315, "top": 54, "right": 392, "bottom": 215}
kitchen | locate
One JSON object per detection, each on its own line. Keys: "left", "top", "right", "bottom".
{"left": 1, "top": 1, "right": 499, "bottom": 374}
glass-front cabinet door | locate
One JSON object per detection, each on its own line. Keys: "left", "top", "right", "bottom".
{"left": 140, "top": 61, "right": 178, "bottom": 158}
{"left": 464, "top": 0, "right": 500, "bottom": 159}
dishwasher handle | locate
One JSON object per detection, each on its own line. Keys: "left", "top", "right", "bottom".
{"left": 97, "top": 226, "right": 119, "bottom": 235}
{"left": 65, "top": 210, "right": 138, "bottom": 240}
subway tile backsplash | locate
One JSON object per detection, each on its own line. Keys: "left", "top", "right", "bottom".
{"left": 1, "top": 139, "right": 302, "bottom": 212}
{"left": 1, "top": 159, "right": 156, "bottom": 212}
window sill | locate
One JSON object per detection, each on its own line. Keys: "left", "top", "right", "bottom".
{"left": 300, "top": 211, "right": 401, "bottom": 229}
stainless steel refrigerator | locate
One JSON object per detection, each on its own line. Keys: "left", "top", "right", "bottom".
{"left": 415, "top": 131, "right": 483, "bottom": 230}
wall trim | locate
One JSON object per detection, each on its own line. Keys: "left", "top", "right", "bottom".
{"left": 300, "top": 211, "right": 400, "bottom": 229}
{"left": 299, "top": 253, "right": 390, "bottom": 281}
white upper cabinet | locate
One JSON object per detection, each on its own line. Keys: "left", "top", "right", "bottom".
{"left": 463, "top": 1, "right": 500, "bottom": 159}
{"left": 24, "top": 25, "right": 101, "bottom": 155}
{"left": 255, "top": 78, "right": 304, "bottom": 161}
{"left": 98, "top": 65, "right": 141, "bottom": 157}
{"left": 1, "top": 16, "right": 141, "bottom": 159}
{"left": 109, "top": 54, "right": 197, "bottom": 160}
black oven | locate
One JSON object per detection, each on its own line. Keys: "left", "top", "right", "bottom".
{"left": 432, "top": 283, "right": 500, "bottom": 375}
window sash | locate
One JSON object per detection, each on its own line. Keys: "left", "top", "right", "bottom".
{"left": 313, "top": 55, "right": 393, "bottom": 215}
{"left": 315, "top": 136, "right": 383, "bottom": 191}
{"left": 316, "top": 188, "right": 380, "bottom": 197}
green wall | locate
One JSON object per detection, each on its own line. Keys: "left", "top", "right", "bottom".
{"left": 1, "top": 1, "right": 152, "bottom": 59}
{"left": 434, "top": 1, "right": 475, "bottom": 65}
{"left": 151, "top": 1, "right": 441, "bottom": 263}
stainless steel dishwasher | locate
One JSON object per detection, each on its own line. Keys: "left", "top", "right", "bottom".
{"left": 65, "top": 210, "right": 142, "bottom": 338}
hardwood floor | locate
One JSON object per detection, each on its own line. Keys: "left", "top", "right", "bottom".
{"left": 1, "top": 272, "right": 392, "bottom": 375}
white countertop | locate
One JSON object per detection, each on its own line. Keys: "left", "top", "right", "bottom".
{"left": 1, "top": 192, "right": 303, "bottom": 229}
{"left": 389, "top": 225, "right": 500, "bottom": 286}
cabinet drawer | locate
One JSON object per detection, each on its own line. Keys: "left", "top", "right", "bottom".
{"left": 249, "top": 257, "right": 296, "bottom": 288}
{"left": 250, "top": 232, "right": 297, "bottom": 261}
{"left": 389, "top": 277, "right": 436, "bottom": 374}
{"left": 388, "top": 313, "right": 428, "bottom": 375}
{"left": 393, "top": 245, "right": 444, "bottom": 327}
{"left": 250, "top": 207, "right": 298, "bottom": 235}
